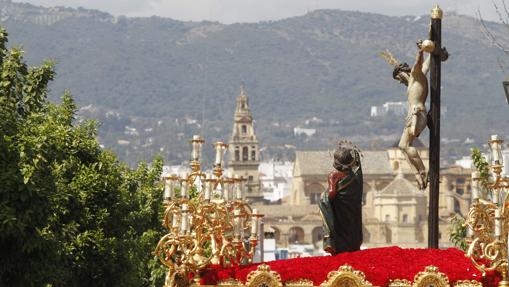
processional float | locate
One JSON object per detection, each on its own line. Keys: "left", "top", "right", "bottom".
{"left": 154, "top": 4, "right": 509, "bottom": 287}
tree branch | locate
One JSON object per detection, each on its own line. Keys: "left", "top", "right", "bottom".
{"left": 478, "top": 7, "right": 509, "bottom": 54}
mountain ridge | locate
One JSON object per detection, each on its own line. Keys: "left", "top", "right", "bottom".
{"left": 1, "top": 1, "right": 508, "bottom": 165}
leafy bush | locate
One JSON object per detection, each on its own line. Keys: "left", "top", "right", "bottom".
{"left": 0, "top": 27, "right": 165, "bottom": 287}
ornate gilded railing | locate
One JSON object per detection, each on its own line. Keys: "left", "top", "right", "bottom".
{"left": 207, "top": 264, "right": 482, "bottom": 287}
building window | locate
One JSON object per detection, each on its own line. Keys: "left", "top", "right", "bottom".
{"left": 456, "top": 178, "right": 465, "bottom": 185}
{"left": 242, "top": 146, "right": 248, "bottom": 161}
{"left": 454, "top": 198, "right": 461, "bottom": 213}
{"left": 312, "top": 227, "right": 323, "bottom": 247}
{"left": 235, "top": 149, "right": 240, "bottom": 161}
{"left": 248, "top": 176, "right": 253, "bottom": 181}
{"left": 385, "top": 214, "right": 390, "bottom": 222}
{"left": 241, "top": 125, "right": 247, "bottom": 134}
{"left": 402, "top": 214, "right": 408, "bottom": 224}
{"left": 310, "top": 193, "right": 321, "bottom": 204}
{"left": 456, "top": 188, "right": 464, "bottom": 195}
{"left": 288, "top": 227, "right": 304, "bottom": 244}
{"left": 251, "top": 150, "right": 256, "bottom": 161}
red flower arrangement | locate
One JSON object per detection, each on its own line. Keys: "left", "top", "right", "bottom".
{"left": 200, "top": 247, "right": 500, "bottom": 286}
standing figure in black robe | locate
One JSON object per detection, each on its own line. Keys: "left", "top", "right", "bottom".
{"left": 318, "top": 144, "right": 363, "bottom": 255}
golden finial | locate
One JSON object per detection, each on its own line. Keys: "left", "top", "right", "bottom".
{"left": 431, "top": 4, "right": 443, "bottom": 19}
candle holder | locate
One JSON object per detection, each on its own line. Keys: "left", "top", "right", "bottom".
{"left": 156, "top": 135, "right": 263, "bottom": 286}
{"left": 465, "top": 135, "right": 509, "bottom": 287}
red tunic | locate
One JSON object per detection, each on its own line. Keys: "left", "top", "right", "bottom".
{"left": 327, "top": 170, "right": 347, "bottom": 201}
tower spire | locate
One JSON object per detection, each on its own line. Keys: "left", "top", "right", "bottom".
{"left": 228, "top": 84, "right": 262, "bottom": 203}
{"left": 240, "top": 81, "right": 246, "bottom": 96}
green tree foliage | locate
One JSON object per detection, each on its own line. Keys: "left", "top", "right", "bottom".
{"left": 0, "top": 27, "right": 165, "bottom": 286}
{"left": 449, "top": 214, "right": 467, "bottom": 251}
{"left": 471, "top": 147, "right": 490, "bottom": 190}
{"left": 449, "top": 148, "right": 491, "bottom": 251}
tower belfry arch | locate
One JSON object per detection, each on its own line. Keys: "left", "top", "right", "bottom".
{"left": 228, "top": 84, "right": 263, "bottom": 203}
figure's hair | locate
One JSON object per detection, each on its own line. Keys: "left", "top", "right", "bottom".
{"left": 333, "top": 148, "right": 356, "bottom": 171}
{"left": 332, "top": 140, "right": 362, "bottom": 171}
{"left": 393, "top": 62, "right": 411, "bottom": 80}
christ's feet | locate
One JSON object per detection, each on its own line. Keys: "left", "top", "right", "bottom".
{"left": 415, "top": 171, "right": 428, "bottom": 191}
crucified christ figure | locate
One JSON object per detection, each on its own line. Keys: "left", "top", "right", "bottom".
{"left": 394, "top": 41, "right": 430, "bottom": 190}
{"left": 382, "top": 40, "right": 448, "bottom": 190}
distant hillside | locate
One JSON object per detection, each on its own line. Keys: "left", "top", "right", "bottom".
{"left": 2, "top": 0, "right": 508, "bottom": 165}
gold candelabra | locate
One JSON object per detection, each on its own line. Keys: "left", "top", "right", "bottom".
{"left": 155, "top": 135, "right": 263, "bottom": 286}
{"left": 465, "top": 135, "right": 509, "bottom": 287}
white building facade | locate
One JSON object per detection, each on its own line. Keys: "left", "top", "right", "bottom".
{"left": 259, "top": 160, "right": 294, "bottom": 203}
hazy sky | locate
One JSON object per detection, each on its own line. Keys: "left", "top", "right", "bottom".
{"left": 12, "top": 0, "right": 505, "bottom": 23}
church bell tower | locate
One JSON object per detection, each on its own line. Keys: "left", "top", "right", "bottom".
{"left": 228, "top": 84, "right": 262, "bottom": 203}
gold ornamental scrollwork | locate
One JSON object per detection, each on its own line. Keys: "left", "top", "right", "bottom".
{"left": 245, "top": 264, "right": 283, "bottom": 287}
{"left": 453, "top": 280, "right": 482, "bottom": 287}
{"left": 156, "top": 135, "right": 264, "bottom": 287}
{"left": 412, "top": 266, "right": 450, "bottom": 287}
{"left": 217, "top": 278, "right": 244, "bottom": 286}
{"left": 465, "top": 135, "right": 509, "bottom": 287}
{"left": 388, "top": 279, "right": 412, "bottom": 287}
{"left": 320, "top": 265, "right": 373, "bottom": 287}
{"left": 284, "top": 279, "right": 314, "bottom": 287}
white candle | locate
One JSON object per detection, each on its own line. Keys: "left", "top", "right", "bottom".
{"left": 239, "top": 213, "right": 244, "bottom": 237}
{"left": 466, "top": 224, "right": 473, "bottom": 237}
{"left": 215, "top": 182, "right": 222, "bottom": 200}
{"left": 181, "top": 182, "right": 188, "bottom": 198}
{"left": 172, "top": 214, "right": 178, "bottom": 228}
{"left": 210, "top": 235, "right": 217, "bottom": 252}
{"left": 181, "top": 214, "right": 188, "bottom": 235}
{"left": 214, "top": 142, "right": 223, "bottom": 166}
{"left": 204, "top": 174, "right": 212, "bottom": 201}
{"left": 192, "top": 135, "right": 200, "bottom": 161}
{"left": 223, "top": 182, "right": 230, "bottom": 201}
{"left": 471, "top": 171, "right": 480, "bottom": 200}
{"left": 169, "top": 176, "right": 176, "bottom": 198}
{"left": 235, "top": 175, "right": 242, "bottom": 199}
{"left": 181, "top": 204, "right": 189, "bottom": 234}
{"left": 491, "top": 134, "right": 501, "bottom": 163}
{"left": 234, "top": 209, "right": 241, "bottom": 236}
{"left": 241, "top": 179, "right": 245, "bottom": 200}
{"left": 181, "top": 174, "right": 188, "bottom": 198}
{"left": 163, "top": 178, "right": 171, "bottom": 201}
{"left": 495, "top": 208, "right": 502, "bottom": 237}
{"left": 251, "top": 209, "right": 258, "bottom": 236}
{"left": 197, "top": 137, "right": 203, "bottom": 162}
{"left": 195, "top": 175, "right": 203, "bottom": 193}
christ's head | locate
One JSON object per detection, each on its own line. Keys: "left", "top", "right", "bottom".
{"left": 393, "top": 63, "right": 411, "bottom": 86}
